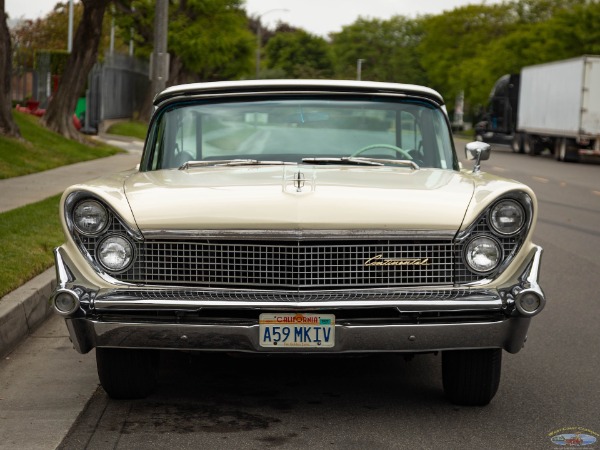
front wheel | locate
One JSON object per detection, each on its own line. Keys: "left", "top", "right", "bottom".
{"left": 96, "top": 348, "right": 159, "bottom": 399}
{"left": 442, "top": 349, "right": 502, "bottom": 406}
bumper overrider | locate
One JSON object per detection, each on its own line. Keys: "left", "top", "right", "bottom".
{"left": 50, "top": 245, "right": 545, "bottom": 355}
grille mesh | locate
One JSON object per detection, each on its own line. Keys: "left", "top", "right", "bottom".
{"left": 122, "top": 240, "right": 453, "bottom": 289}
{"left": 76, "top": 211, "right": 521, "bottom": 289}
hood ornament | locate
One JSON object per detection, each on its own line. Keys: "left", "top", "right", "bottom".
{"left": 283, "top": 167, "right": 315, "bottom": 193}
{"left": 294, "top": 171, "right": 306, "bottom": 192}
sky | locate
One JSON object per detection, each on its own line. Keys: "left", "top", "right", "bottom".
{"left": 5, "top": 0, "right": 504, "bottom": 36}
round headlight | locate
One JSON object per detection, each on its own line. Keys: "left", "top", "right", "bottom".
{"left": 97, "top": 235, "right": 134, "bottom": 272}
{"left": 73, "top": 200, "right": 108, "bottom": 235}
{"left": 490, "top": 200, "right": 525, "bottom": 236}
{"left": 465, "top": 236, "right": 502, "bottom": 274}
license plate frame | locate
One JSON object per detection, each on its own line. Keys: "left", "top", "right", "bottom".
{"left": 259, "top": 313, "right": 335, "bottom": 348}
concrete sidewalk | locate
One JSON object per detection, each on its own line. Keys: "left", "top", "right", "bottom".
{"left": 0, "top": 133, "right": 143, "bottom": 357}
{"left": 0, "top": 134, "right": 142, "bottom": 213}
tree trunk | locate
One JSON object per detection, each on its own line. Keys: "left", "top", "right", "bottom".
{"left": 0, "top": 0, "right": 21, "bottom": 138}
{"left": 43, "top": 0, "right": 109, "bottom": 140}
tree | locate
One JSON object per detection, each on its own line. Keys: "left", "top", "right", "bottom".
{"left": 42, "top": 0, "right": 110, "bottom": 139}
{"left": 115, "top": 0, "right": 254, "bottom": 84}
{"left": 264, "top": 29, "right": 333, "bottom": 78}
{"left": 114, "top": 0, "right": 254, "bottom": 119}
{"left": 0, "top": 0, "right": 20, "bottom": 137}
{"left": 330, "top": 16, "right": 426, "bottom": 84}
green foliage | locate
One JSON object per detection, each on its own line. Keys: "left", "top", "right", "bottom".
{"left": 0, "top": 112, "right": 121, "bottom": 179}
{"left": 11, "top": 2, "right": 128, "bottom": 71}
{"left": 264, "top": 30, "right": 333, "bottom": 79}
{"left": 330, "top": 17, "right": 426, "bottom": 84}
{"left": 416, "top": 3, "right": 517, "bottom": 110}
{"left": 114, "top": 0, "right": 254, "bottom": 82}
{"left": 0, "top": 195, "right": 63, "bottom": 299}
{"left": 14, "top": 0, "right": 600, "bottom": 123}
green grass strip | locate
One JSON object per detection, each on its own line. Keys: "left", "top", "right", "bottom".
{"left": 106, "top": 121, "right": 148, "bottom": 140}
{"left": 0, "top": 112, "right": 122, "bottom": 179}
{"left": 0, "top": 195, "right": 63, "bottom": 299}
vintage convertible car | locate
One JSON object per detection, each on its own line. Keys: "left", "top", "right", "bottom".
{"left": 51, "top": 80, "right": 545, "bottom": 405}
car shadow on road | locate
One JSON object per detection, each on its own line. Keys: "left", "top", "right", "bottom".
{"left": 58, "top": 352, "right": 448, "bottom": 448}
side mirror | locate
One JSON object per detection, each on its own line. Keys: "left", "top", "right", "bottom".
{"left": 465, "top": 141, "right": 491, "bottom": 173}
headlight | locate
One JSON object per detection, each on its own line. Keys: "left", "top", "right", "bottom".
{"left": 97, "top": 235, "right": 134, "bottom": 272}
{"left": 489, "top": 200, "right": 525, "bottom": 236}
{"left": 73, "top": 200, "right": 108, "bottom": 235}
{"left": 464, "top": 236, "right": 502, "bottom": 274}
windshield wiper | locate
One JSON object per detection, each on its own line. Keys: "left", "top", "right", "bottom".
{"left": 179, "top": 159, "right": 296, "bottom": 170}
{"left": 301, "top": 157, "right": 420, "bottom": 170}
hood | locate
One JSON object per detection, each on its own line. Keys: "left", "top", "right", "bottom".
{"left": 123, "top": 166, "right": 475, "bottom": 233}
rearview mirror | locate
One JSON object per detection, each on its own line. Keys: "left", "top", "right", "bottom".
{"left": 465, "top": 141, "right": 491, "bottom": 173}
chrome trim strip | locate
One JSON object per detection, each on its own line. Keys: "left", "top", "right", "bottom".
{"left": 54, "top": 247, "right": 73, "bottom": 288}
{"left": 141, "top": 229, "right": 458, "bottom": 240}
{"left": 65, "top": 315, "right": 530, "bottom": 355}
{"left": 93, "top": 298, "right": 503, "bottom": 311}
{"left": 91, "top": 285, "right": 499, "bottom": 310}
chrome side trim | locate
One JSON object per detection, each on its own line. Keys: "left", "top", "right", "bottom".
{"left": 141, "top": 229, "right": 458, "bottom": 240}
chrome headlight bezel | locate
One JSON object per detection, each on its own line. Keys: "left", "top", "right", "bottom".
{"left": 463, "top": 235, "right": 503, "bottom": 275}
{"left": 488, "top": 199, "right": 526, "bottom": 236}
{"left": 96, "top": 234, "right": 136, "bottom": 273}
{"left": 456, "top": 191, "right": 534, "bottom": 281}
{"left": 65, "top": 192, "right": 142, "bottom": 278}
{"left": 72, "top": 199, "right": 109, "bottom": 236}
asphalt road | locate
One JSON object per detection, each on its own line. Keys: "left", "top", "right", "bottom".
{"left": 7, "top": 140, "right": 600, "bottom": 449}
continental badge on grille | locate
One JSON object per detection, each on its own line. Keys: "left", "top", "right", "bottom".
{"left": 364, "top": 255, "right": 430, "bottom": 266}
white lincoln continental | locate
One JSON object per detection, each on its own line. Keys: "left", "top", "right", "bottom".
{"left": 51, "top": 80, "right": 545, "bottom": 405}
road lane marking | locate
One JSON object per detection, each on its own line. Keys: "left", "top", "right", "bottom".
{"left": 593, "top": 191, "right": 600, "bottom": 197}
{"left": 532, "top": 176, "right": 550, "bottom": 184}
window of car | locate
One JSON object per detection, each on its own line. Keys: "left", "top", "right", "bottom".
{"left": 143, "top": 96, "right": 456, "bottom": 170}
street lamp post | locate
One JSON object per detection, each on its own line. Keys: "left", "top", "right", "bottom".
{"left": 255, "top": 9, "right": 289, "bottom": 78}
{"left": 357, "top": 59, "right": 365, "bottom": 81}
{"left": 67, "top": 0, "right": 74, "bottom": 52}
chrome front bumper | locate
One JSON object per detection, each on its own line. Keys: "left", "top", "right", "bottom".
{"left": 52, "top": 245, "right": 545, "bottom": 355}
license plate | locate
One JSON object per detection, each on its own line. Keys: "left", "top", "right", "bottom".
{"left": 259, "top": 313, "right": 335, "bottom": 348}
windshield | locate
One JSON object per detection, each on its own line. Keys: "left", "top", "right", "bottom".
{"left": 143, "top": 97, "right": 456, "bottom": 171}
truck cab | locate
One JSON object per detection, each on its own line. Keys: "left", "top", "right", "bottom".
{"left": 474, "top": 74, "right": 520, "bottom": 148}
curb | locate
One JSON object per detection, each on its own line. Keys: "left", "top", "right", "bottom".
{"left": 0, "top": 267, "right": 56, "bottom": 358}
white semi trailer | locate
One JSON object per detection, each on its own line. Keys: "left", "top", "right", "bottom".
{"left": 513, "top": 55, "right": 600, "bottom": 162}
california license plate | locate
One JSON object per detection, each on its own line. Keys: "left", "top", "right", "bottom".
{"left": 259, "top": 313, "right": 335, "bottom": 348}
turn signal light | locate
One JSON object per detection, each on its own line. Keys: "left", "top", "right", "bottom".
{"left": 53, "top": 289, "right": 80, "bottom": 316}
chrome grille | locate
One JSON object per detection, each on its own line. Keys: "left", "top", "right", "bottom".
{"left": 125, "top": 240, "right": 453, "bottom": 288}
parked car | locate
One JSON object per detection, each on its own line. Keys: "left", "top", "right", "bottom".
{"left": 51, "top": 80, "right": 545, "bottom": 405}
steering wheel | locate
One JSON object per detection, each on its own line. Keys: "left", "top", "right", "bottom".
{"left": 351, "top": 144, "right": 413, "bottom": 160}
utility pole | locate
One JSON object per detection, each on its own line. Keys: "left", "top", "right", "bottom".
{"left": 150, "top": 0, "right": 169, "bottom": 95}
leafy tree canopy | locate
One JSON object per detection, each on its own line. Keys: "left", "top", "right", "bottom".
{"left": 330, "top": 16, "right": 426, "bottom": 84}
{"left": 114, "top": 0, "right": 254, "bottom": 83}
{"left": 263, "top": 29, "right": 333, "bottom": 79}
